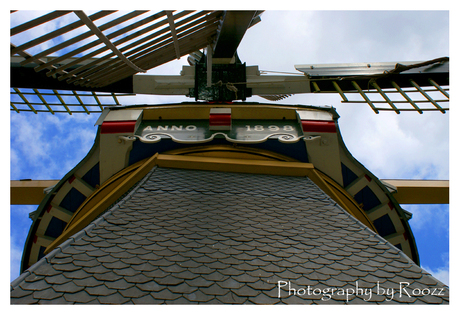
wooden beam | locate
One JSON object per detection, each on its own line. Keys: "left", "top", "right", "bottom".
{"left": 212, "top": 11, "right": 258, "bottom": 62}
{"left": 11, "top": 180, "right": 59, "bottom": 205}
{"left": 131, "top": 65, "right": 312, "bottom": 96}
{"left": 73, "top": 10, "right": 146, "bottom": 73}
{"left": 382, "top": 179, "right": 449, "bottom": 204}
{"left": 166, "top": 11, "right": 181, "bottom": 60}
{"left": 156, "top": 154, "right": 314, "bottom": 177}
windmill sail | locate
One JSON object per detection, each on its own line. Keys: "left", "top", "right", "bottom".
{"left": 295, "top": 57, "right": 449, "bottom": 114}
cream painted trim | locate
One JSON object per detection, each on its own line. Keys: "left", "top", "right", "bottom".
{"left": 140, "top": 103, "right": 314, "bottom": 120}
{"left": 345, "top": 176, "right": 370, "bottom": 196}
{"left": 70, "top": 176, "right": 95, "bottom": 197}
{"left": 48, "top": 203, "right": 74, "bottom": 223}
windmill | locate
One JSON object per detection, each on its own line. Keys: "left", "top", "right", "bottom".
{"left": 12, "top": 11, "right": 448, "bottom": 306}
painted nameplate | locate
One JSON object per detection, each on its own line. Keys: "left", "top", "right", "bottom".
{"left": 134, "top": 120, "right": 303, "bottom": 144}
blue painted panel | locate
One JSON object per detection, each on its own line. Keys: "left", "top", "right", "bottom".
{"left": 373, "top": 213, "right": 397, "bottom": 237}
{"left": 59, "top": 187, "right": 87, "bottom": 213}
{"left": 82, "top": 162, "right": 100, "bottom": 188}
{"left": 44, "top": 216, "right": 67, "bottom": 239}
{"left": 354, "top": 185, "right": 381, "bottom": 211}
{"left": 341, "top": 163, "right": 358, "bottom": 188}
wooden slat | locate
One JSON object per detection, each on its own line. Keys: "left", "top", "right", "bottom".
{"left": 11, "top": 11, "right": 71, "bottom": 36}
{"left": 48, "top": 11, "right": 169, "bottom": 79}
{"left": 33, "top": 89, "right": 55, "bottom": 114}
{"left": 72, "top": 90, "right": 90, "bottom": 114}
{"left": 11, "top": 11, "right": 116, "bottom": 55}
{"left": 371, "top": 81, "right": 400, "bottom": 114}
{"left": 428, "top": 78, "right": 450, "bottom": 98}
{"left": 10, "top": 89, "right": 131, "bottom": 114}
{"left": 23, "top": 11, "right": 148, "bottom": 67}
{"left": 351, "top": 81, "right": 379, "bottom": 114}
{"left": 12, "top": 43, "right": 46, "bottom": 66}
{"left": 92, "top": 91, "right": 104, "bottom": 110}
{"left": 13, "top": 88, "right": 36, "bottom": 114}
{"left": 10, "top": 102, "right": 20, "bottom": 113}
{"left": 409, "top": 79, "right": 446, "bottom": 113}
{"left": 61, "top": 11, "right": 190, "bottom": 83}
{"left": 88, "top": 16, "right": 220, "bottom": 87}
{"left": 390, "top": 81, "right": 423, "bottom": 113}
{"left": 74, "top": 11, "right": 214, "bottom": 87}
{"left": 166, "top": 11, "right": 181, "bottom": 59}
{"left": 53, "top": 90, "right": 72, "bottom": 115}
{"left": 332, "top": 81, "right": 348, "bottom": 102}
{"left": 10, "top": 102, "right": 110, "bottom": 109}
{"left": 112, "top": 93, "right": 120, "bottom": 105}
{"left": 73, "top": 10, "right": 146, "bottom": 73}
{"left": 373, "top": 108, "right": 449, "bottom": 112}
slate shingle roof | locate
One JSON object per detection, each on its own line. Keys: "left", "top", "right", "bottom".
{"left": 11, "top": 167, "right": 449, "bottom": 304}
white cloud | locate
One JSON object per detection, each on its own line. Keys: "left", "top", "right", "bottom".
{"left": 10, "top": 110, "right": 99, "bottom": 180}
{"left": 405, "top": 204, "right": 449, "bottom": 237}
{"left": 11, "top": 114, "right": 50, "bottom": 161}
{"left": 422, "top": 252, "right": 450, "bottom": 286}
{"left": 10, "top": 240, "right": 24, "bottom": 281}
{"left": 338, "top": 111, "right": 449, "bottom": 180}
{"left": 10, "top": 205, "right": 36, "bottom": 281}
{"left": 238, "top": 11, "right": 450, "bottom": 184}
{"left": 423, "top": 265, "right": 449, "bottom": 286}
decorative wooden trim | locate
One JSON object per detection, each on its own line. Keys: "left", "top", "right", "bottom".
{"left": 10, "top": 180, "right": 59, "bottom": 205}
{"left": 44, "top": 152, "right": 377, "bottom": 255}
{"left": 382, "top": 179, "right": 449, "bottom": 204}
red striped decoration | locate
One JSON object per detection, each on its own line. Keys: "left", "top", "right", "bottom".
{"left": 301, "top": 120, "right": 336, "bottom": 133}
{"left": 101, "top": 120, "right": 137, "bottom": 134}
{"left": 209, "top": 108, "right": 231, "bottom": 130}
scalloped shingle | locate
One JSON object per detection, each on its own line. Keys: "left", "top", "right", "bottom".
{"left": 11, "top": 167, "right": 449, "bottom": 304}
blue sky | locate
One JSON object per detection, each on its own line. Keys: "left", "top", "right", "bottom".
{"left": 9, "top": 9, "right": 451, "bottom": 286}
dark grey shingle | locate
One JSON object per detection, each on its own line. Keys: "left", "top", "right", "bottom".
{"left": 113, "top": 267, "right": 141, "bottom": 277}
{"left": 199, "top": 283, "right": 229, "bottom": 296}
{"left": 52, "top": 281, "right": 84, "bottom": 294}
{"left": 184, "top": 276, "right": 214, "bottom": 288}
{"left": 130, "top": 294, "right": 161, "bottom": 304}
{"left": 63, "top": 290, "right": 97, "bottom": 303}
{"left": 136, "top": 280, "right": 164, "bottom": 292}
{"left": 104, "top": 278, "right": 135, "bottom": 290}
{"left": 249, "top": 292, "right": 280, "bottom": 304}
{"left": 11, "top": 286, "right": 34, "bottom": 298}
{"left": 93, "top": 271, "right": 123, "bottom": 282}
{"left": 11, "top": 167, "right": 449, "bottom": 304}
{"left": 19, "top": 279, "right": 51, "bottom": 291}
{"left": 85, "top": 284, "right": 117, "bottom": 296}
{"left": 151, "top": 289, "right": 182, "bottom": 301}
{"left": 119, "top": 286, "right": 149, "bottom": 299}
{"left": 155, "top": 275, "right": 184, "bottom": 285}
{"left": 216, "top": 291, "right": 247, "bottom": 304}
{"left": 97, "top": 292, "right": 131, "bottom": 304}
